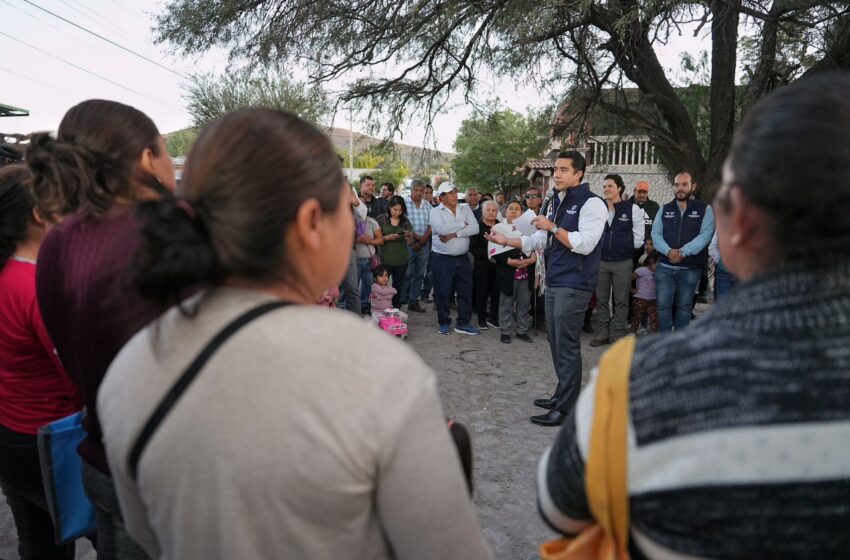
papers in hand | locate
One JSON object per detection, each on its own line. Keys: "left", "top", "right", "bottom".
{"left": 512, "top": 209, "right": 538, "bottom": 235}
{"left": 488, "top": 222, "right": 523, "bottom": 260}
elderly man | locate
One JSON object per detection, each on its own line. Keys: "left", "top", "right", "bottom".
{"left": 429, "top": 182, "right": 480, "bottom": 335}
{"left": 403, "top": 179, "right": 432, "bottom": 312}
{"left": 465, "top": 187, "right": 482, "bottom": 220}
{"left": 524, "top": 187, "right": 543, "bottom": 214}
{"left": 537, "top": 71, "right": 850, "bottom": 560}
{"left": 488, "top": 151, "right": 606, "bottom": 426}
{"left": 651, "top": 171, "right": 715, "bottom": 331}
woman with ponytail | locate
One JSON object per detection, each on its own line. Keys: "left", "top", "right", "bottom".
{"left": 97, "top": 109, "right": 492, "bottom": 560}
{"left": 0, "top": 165, "right": 82, "bottom": 560}
{"left": 26, "top": 99, "right": 175, "bottom": 560}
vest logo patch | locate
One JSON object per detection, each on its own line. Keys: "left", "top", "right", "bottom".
{"left": 664, "top": 211, "right": 676, "bottom": 218}
{"left": 618, "top": 213, "right": 629, "bottom": 221}
{"left": 689, "top": 210, "right": 701, "bottom": 218}
{"left": 566, "top": 205, "right": 578, "bottom": 215}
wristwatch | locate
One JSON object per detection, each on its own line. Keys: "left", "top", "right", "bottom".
{"left": 551, "top": 225, "right": 561, "bottom": 235}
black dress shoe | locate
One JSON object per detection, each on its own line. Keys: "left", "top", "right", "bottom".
{"left": 533, "top": 397, "right": 558, "bottom": 410}
{"left": 500, "top": 334, "right": 511, "bottom": 344}
{"left": 516, "top": 333, "right": 533, "bottom": 343}
{"left": 530, "top": 410, "right": 566, "bottom": 426}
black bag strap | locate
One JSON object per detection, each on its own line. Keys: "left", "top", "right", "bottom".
{"left": 128, "top": 300, "right": 291, "bottom": 481}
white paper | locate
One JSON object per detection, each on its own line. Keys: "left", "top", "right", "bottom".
{"left": 512, "top": 209, "right": 538, "bottom": 235}
{"left": 487, "top": 222, "right": 523, "bottom": 260}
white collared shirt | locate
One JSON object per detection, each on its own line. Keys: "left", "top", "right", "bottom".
{"left": 429, "top": 203, "right": 479, "bottom": 255}
{"left": 522, "top": 190, "right": 607, "bottom": 255}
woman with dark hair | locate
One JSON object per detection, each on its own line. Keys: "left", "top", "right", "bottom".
{"left": 538, "top": 73, "right": 850, "bottom": 558}
{"left": 0, "top": 165, "right": 82, "bottom": 560}
{"left": 26, "top": 99, "right": 176, "bottom": 559}
{"left": 98, "top": 109, "right": 491, "bottom": 560}
{"left": 376, "top": 195, "right": 414, "bottom": 308}
{"left": 469, "top": 200, "right": 500, "bottom": 330}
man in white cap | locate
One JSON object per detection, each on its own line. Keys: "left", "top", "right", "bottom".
{"left": 429, "top": 181, "right": 480, "bottom": 335}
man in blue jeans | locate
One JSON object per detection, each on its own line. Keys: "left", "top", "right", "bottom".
{"left": 403, "top": 179, "right": 432, "bottom": 313}
{"left": 488, "top": 151, "right": 607, "bottom": 426}
{"left": 651, "top": 172, "right": 715, "bottom": 331}
{"left": 429, "top": 182, "right": 480, "bottom": 335}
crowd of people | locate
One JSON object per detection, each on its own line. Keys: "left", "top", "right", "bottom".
{"left": 0, "top": 70, "right": 847, "bottom": 560}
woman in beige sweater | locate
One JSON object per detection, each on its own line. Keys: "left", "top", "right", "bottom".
{"left": 98, "top": 109, "right": 492, "bottom": 560}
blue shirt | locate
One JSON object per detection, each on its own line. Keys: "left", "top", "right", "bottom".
{"left": 652, "top": 202, "right": 715, "bottom": 268}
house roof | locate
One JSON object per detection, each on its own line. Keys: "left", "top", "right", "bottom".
{"left": 0, "top": 103, "right": 29, "bottom": 117}
{"left": 523, "top": 158, "right": 555, "bottom": 170}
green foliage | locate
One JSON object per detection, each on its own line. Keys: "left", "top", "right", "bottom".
{"left": 184, "top": 70, "right": 330, "bottom": 128}
{"left": 354, "top": 148, "right": 385, "bottom": 169}
{"left": 165, "top": 127, "right": 198, "bottom": 157}
{"left": 360, "top": 157, "right": 409, "bottom": 190}
{"left": 452, "top": 109, "right": 549, "bottom": 190}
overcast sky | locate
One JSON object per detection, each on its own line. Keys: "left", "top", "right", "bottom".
{"left": 1, "top": 0, "right": 709, "bottom": 152}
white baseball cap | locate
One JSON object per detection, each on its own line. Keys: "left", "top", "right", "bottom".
{"left": 436, "top": 182, "right": 458, "bottom": 195}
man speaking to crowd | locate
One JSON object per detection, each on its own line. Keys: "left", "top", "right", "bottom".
{"left": 487, "top": 151, "right": 606, "bottom": 426}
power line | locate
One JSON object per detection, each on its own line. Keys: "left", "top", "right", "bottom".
{"left": 0, "top": 31, "right": 182, "bottom": 110}
{"left": 21, "top": 0, "right": 186, "bottom": 79}
{"left": 0, "top": 64, "right": 80, "bottom": 97}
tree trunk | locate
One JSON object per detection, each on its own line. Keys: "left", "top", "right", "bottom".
{"left": 704, "top": 0, "right": 740, "bottom": 200}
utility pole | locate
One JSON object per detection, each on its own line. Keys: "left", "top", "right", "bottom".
{"left": 348, "top": 106, "right": 354, "bottom": 181}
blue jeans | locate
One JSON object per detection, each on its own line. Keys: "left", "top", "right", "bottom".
{"left": 357, "top": 257, "right": 373, "bottom": 313}
{"left": 545, "top": 287, "right": 592, "bottom": 414}
{"left": 655, "top": 264, "right": 702, "bottom": 331}
{"left": 432, "top": 253, "right": 473, "bottom": 327}
{"left": 714, "top": 267, "right": 737, "bottom": 301}
{"left": 404, "top": 244, "right": 430, "bottom": 305}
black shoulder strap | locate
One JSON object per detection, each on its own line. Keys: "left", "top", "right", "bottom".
{"left": 128, "top": 300, "right": 291, "bottom": 481}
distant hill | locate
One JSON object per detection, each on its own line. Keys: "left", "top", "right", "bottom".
{"left": 165, "top": 126, "right": 454, "bottom": 170}
{"left": 326, "top": 127, "right": 454, "bottom": 171}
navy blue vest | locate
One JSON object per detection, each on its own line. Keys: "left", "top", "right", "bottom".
{"left": 544, "top": 183, "right": 603, "bottom": 291}
{"left": 658, "top": 198, "right": 709, "bottom": 268}
{"left": 601, "top": 200, "right": 635, "bottom": 262}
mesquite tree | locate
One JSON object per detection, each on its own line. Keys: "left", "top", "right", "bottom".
{"left": 156, "top": 0, "right": 850, "bottom": 197}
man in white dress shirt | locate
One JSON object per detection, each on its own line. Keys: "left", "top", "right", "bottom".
{"left": 429, "top": 182, "right": 480, "bottom": 335}
{"left": 487, "top": 151, "right": 607, "bottom": 426}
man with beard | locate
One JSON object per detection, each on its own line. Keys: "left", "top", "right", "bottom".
{"left": 651, "top": 172, "right": 715, "bottom": 331}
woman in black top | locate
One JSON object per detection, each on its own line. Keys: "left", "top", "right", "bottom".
{"left": 469, "top": 200, "right": 500, "bottom": 330}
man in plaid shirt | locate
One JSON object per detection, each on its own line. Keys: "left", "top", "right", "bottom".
{"left": 403, "top": 179, "right": 432, "bottom": 313}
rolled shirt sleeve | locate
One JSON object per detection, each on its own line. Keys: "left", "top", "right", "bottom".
{"left": 631, "top": 204, "right": 646, "bottom": 249}
{"left": 521, "top": 229, "right": 548, "bottom": 255}
{"left": 680, "top": 205, "right": 715, "bottom": 257}
{"left": 566, "top": 197, "right": 607, "bottom": 256}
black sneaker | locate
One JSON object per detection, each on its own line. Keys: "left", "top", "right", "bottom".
{"left": 478, "top": 321, "right": 489, "bottom": 331}
{"left": 487, "top": 320, "right": 500, "bottom": 329}
{"left": 500, "top": 334, "right": 511, "bottom": 344}
{"left": 516, "top": 333, "right": 533, "bottom": 343}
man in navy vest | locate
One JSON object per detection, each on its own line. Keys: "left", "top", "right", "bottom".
{"left": 591, "top": 174, "right": 646, "bottom": 347}
{"left": 487, "top": 151, "right": 607, "bottom": 426}
{"left": 651, "top": 172, "right": 715, "bottom": 331}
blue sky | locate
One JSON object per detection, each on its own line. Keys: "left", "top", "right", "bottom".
{"left": 1, "top": 0, "right": 708, "bottom": 152}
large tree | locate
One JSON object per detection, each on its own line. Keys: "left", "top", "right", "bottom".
{"left": 156, "top": 0, "right": 850, "bottom": 196}
{"left": 184, "top": 71, "right": 330, "bottom": 128}
{"left": 452, "top": 108, "right": 549, "bottom": 190}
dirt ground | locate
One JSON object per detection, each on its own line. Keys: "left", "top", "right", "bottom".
{"left": 402, "top": 301, "right": 610, "bottom": 560}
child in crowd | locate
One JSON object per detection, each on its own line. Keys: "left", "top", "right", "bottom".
{"left": 631, "top": 251, "right": 659, "bottom": 333}
{"left": 370, "top": 265, "right": 408, "bottom": 321}
{"left": 638, "top": 237, "right": 655, "bottom": 266}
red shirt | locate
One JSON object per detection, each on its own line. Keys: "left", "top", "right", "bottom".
{"left": 0, "top": 258, "right": 82, "bottom": 435}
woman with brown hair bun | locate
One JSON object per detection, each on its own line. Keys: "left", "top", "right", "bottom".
{"left": 26, "top": 99, "right": 176, "bottom": 559}
{"left": 98, "top": 109, "right": 492, "bottom": 560}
